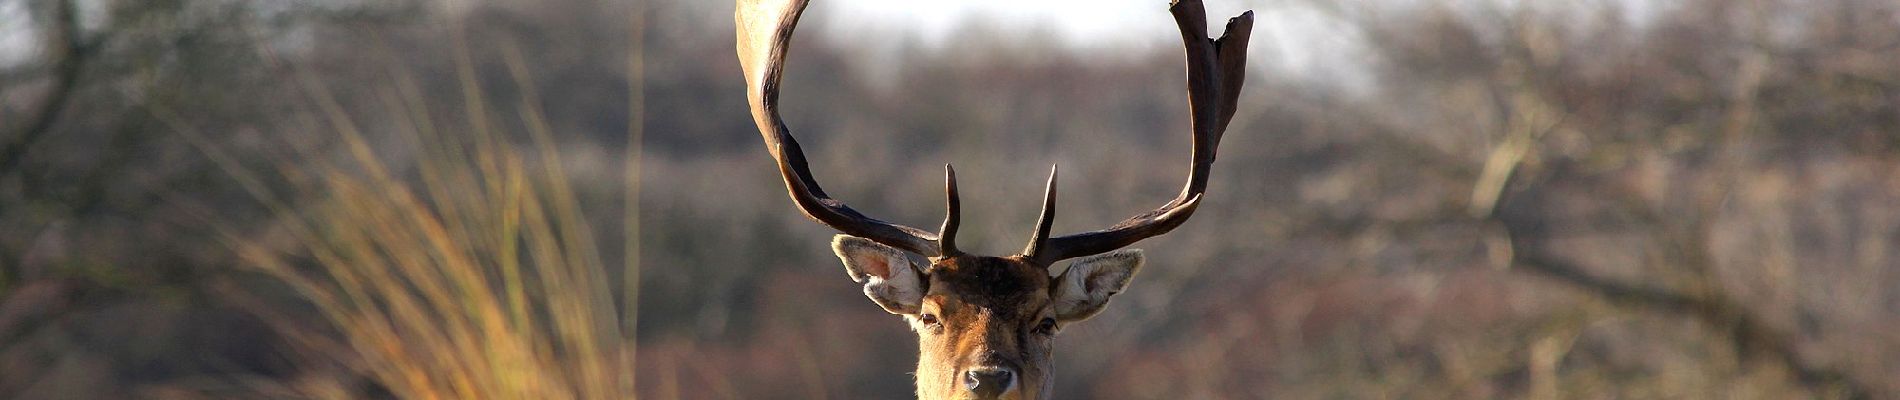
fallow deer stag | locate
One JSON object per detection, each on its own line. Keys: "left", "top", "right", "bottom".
{"left": 737, "top": 0, "right": 1251, "bottom": 398}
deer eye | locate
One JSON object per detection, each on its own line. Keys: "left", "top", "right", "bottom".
{"left": 916, "top": 313, "right": 945, "bottom": 334}
{"left": 1033, "top": 317, "right": 1058, "bottom": 336}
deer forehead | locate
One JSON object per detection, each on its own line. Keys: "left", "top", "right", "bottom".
{"left": 924, "top": 257, "right": 1053, "bottom": 315}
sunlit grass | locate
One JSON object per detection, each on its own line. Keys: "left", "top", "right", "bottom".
{"left": 165, "top": 35, "right": 640, "bottom": 399}
{"left": 260, "top": 143, "right": 627, "bottom": 400}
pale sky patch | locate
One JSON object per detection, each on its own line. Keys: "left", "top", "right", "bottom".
{"left": 0, "top": 2, "right": 35, "bottom": 68}
{"left": 813, "top": 0, "right": 1376, "bottom": 93}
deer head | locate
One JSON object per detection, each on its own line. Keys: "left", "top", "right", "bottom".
{"left": 736, "top": 0, "right": 1251, "bottom": 398}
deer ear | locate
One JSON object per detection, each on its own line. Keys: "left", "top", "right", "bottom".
{"left": 833, "top": 235, "right": 926, "bottom": 315}
{"left": 1052, "top": 249, "right": 1144, "bottom": 323}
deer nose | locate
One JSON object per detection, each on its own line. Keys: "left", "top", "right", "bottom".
{"left": 964, "top": 367, "right": 1015, "bottom": 398}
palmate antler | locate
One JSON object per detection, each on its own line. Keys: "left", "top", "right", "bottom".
{"left": 738, "top": 0, "right": 1252, "bottom": 265}
{"left": 1023, "top": 0, "right": 1253, "bottom": 266}
{"left": 737, "top": 0, "right": 961, "bottom": 257}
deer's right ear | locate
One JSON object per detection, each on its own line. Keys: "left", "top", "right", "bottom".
{"left": 834, "top": 235, "right": 926, "bottom": 315}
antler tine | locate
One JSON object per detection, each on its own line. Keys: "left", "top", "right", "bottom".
{"left": 737, "top": 0, "right": 945, "bottom": 256}
{"left": 1021, "top": 164, "right": 1058, "bottom": 258}
{"left": 939, "top": 165, "right": 962, "bottom": 257}
{"left": 1027, "top": 0, "right": 1252, "bottom": 266}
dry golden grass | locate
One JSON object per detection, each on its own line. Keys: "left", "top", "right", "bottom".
{"left": 167, "top": 35, "right": 640, "bottom": 399}
{"left": 236, "top": 140, "right": 631, "bottom": 399}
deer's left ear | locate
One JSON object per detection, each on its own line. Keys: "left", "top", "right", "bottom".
{"left": 833, "top": 235, "right": 927, "bottom": 315}
{"left": 1052, "top": 249, "right": 1144, "bottom": 323}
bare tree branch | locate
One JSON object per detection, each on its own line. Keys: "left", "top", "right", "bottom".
{"left": 1495, "top": 214, "right": 1872, "bottom": 399}
{"left": 1471, "top": 114, "right": 1877, "bottom": 399}
{"left": 0, "top": 0, "right": 88, "bottom": 177}
{"left": 1447, "top": 17, "right": 1879, "bottom": 392}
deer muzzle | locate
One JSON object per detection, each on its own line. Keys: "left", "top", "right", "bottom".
{"left": 963, "top": 365, "right": 1016, "bottom": 399}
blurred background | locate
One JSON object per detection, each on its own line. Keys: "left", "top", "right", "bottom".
{"left": 2, "top": 0, "right": 1898, "bottom": 398}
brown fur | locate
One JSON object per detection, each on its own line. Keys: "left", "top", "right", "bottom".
{"left": 912, "top": 256, "right": 1056, "bottom": 400}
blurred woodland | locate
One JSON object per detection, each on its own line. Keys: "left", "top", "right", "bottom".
{"left": 2, "top": 0, "right": 1898, "bottom": 398}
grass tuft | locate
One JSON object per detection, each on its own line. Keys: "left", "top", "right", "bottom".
{"left": 173, "top": 39, "right": 640, "bottom": 397}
